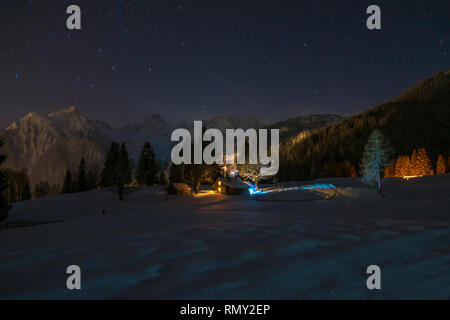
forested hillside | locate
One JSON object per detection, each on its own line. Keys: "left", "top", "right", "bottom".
{"left": 279, "top": 69, "right": 450, "bottom": 181}
{"left": 266, "top": 114, "right": 344, "bottom": 142}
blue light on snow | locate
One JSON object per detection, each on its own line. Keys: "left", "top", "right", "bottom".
{"left": 249, "top": 183, "right": 335, "bottom": 196}
{"left": 301, "top": 183, "right": 336, "bottom": 190}
{"left": 249, "top": 187, "right": 270, "bottom": 195}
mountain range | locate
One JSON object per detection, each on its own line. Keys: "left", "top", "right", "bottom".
{"left": 3, "top": 68, "right": 448, "bottom": 189}
{"left": 0, "top": 108, "right": 341, "bottom": 189}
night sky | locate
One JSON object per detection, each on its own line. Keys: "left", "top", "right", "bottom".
{"left": 0, "top": 0, "right": 449, "bottom": 128}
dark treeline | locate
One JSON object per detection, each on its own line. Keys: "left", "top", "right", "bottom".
{"left": 0, "top": 139, "right": 169, "bottom": 211}
{"left": 4, "top": 168, "right": 58, "bottom": 201}
{"left": 5, "top": 169, "right": 31, "bottom": 202}
{"left": 279, "top": 69, "right": 450, "bottom": 181}
{"left": 135, "top": 141, "right": 167, "bottom": 186}
{"left": 0, "top": 139, "right": 11, "bottom": 221}
{"left": 4, "top": 159, "right": 100, "bottom": 201}
{"left": 265, "top": 114, "right": 344, "bottom": 142}
{"left": 100, "top": 142, "right": 132, "bottom": 201}
{"left": 61, "top": 158, "right": 100, "bottom": 195}
{"left": 61, "top": 141, "right": 165, "bottom": 201}
{"left": 136, "top": 142, "right": 158, "bottom": 186}
{"left": 33, "top": 181, "right": 59, "bottom": 199}
{"left": 100, "top": 141, "right": 167, "bottom": 201}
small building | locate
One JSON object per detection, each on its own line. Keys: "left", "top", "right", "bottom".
{"left": 213, "top": 177, "right": 250, "bottom": 195}
{"left": 168, "top": 182, "right": 192, "bottom": 195}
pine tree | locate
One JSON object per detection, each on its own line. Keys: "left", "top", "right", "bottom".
{"left": 86, "top": 166, "right": 99, "bottom": 190}
{"left": 62, "top": 169, "right": 73, "bottom": 193}
{"left": 360, "top": 129, "right": 391, "bottom": 193}
{"left": 414, "top": 148, "right": 434, "bottom": 176}
{"left": 17, "top": 170, "right": 30, "bottom": 200}
{"left": 101, "top": 142, "right": 120, "bottom": 187}
{"left": 22, "top": 182, "right": 31, "bottom": 200}
{"left": 101, "top": 142, "right": 132, "bottom": 201}
{"left": 410, "top": 149, "right": 419, "bottom": 176}
{"left": 5, "top": 169, "right": 29, "bottom": 202}
{"left": 344, "top": 160, "right": 358, "bottom": 177}
{"left": 394, "top": 155, "right": 411, "bottom": 178}
{"left": 436, "top": 154, "right": 446, "bottom": 175}
{"left": 0, "top": 139, "right": 11, "bottom": 221}
{"left": 136, "top": 142, "right": 158, "bottom": 186}
{"left": 158, "top": 171, "right": 166, "bottom": 185}
{"left": 117, "top": 143, "right": 132, "bottom": 201}
{"left": 34, "top": 181, "right": 50, "bottom": 198}
{"left": 77, "top": 158, "right": 88, "bottom": 192}
{"left": 6, "top": 171, "right": 17, "bottom": 203}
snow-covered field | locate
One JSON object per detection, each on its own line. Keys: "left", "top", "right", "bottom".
{"left": 1, "top": 175, "right": 449, "bottom": 299}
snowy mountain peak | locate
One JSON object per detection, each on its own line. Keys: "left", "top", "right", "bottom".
{"left": 144, "top": 113, "right": 163, "bottom": 121}
{"left": 23, "top": 111, "right": 42, "bottom": 120}
{"left": 22, "top": 112, "right": 51, "bottom": 124}
{"left": 124, "top": 113, "right": 172, "bottom": 133}
{"left": 48, "top": 106, "right": 80, "bottom": 117}
{"left": 6, "top": 111, "right": 52, "bottom": 132}
{"left": 142, "top": 113, "right": 170, "bottom": 127}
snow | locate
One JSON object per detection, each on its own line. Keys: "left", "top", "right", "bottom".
{"left": 255, "top": 189, "right": 324, "bottom": 201}
{"left": 0, "top": 175, "right": 449, "bottom": 299}
{"left": 217, "top": 177, "right": 249, "bottom": 189}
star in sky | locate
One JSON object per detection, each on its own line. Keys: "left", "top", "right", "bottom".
{"left": 0, "top": 0, "right": 449, "bottom": 128}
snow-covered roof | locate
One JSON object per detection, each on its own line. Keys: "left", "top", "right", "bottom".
{"left": 216, "top": 177, "right": 249, "bottom": 189}
{"left": 170, "top": 182, "right": 191, "bottom": 191}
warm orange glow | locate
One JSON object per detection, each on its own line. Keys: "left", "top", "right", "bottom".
{"left": 403, "top": 175, "right": 422, "bottom": 180}
{"left": 218, "top": 187, "right": 221, "bottom": 193}
{"left": 193, "top": 190, "right": 216, "bottom": 197}
{"left": 387, "top": 149, "right": 435, "bottom": 179}
{"left": 218, "top": 181, "right": 221, "bottom": 186}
